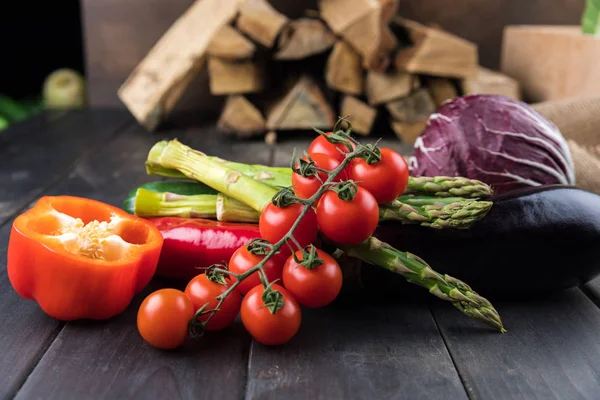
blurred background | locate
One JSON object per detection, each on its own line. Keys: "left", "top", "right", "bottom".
{"left": 0, "top": 0, "right": 595, "bottom": 135}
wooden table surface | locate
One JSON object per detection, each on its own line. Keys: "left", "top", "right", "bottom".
{"left": 3, "top": 109, "right": 600, "bottom": 400}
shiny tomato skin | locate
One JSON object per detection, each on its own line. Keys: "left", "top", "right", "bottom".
{"left": 316, "top": 186, "right": 379, "bottom": 245}
{"left": 259, "top": 202, "right": 318, "bottom": 251}
{"left": 348, "top": 148, "right": 410, "bottom": 204}
{"left": 292, "top": 153, "right": 348, "bottom": 199}
{"left": 228, "top": 246, "right": 284, "bottom": 295}
{"left": 137, "top": 288, "right": 195, "bottom": 350}
{"left": 184, "top": 273, "right": 242, "bottom": 331}
{"left": 308, "top": 132, "right": 356, "bottom": 163}
{"left": 240, "top": 284, "right": 301, "bottom": 345}
{"left": 282, "top": 248, "right": 343, "bottom": 308}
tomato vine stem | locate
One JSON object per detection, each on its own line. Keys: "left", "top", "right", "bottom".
{"left": 196, "top": 126, "right": 371, "bottom": 330}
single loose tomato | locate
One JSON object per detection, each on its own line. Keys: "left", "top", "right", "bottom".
{"left": 282, "top": 247, "right": 343, "bottom": 308}
{"left": 259, "top": 202, "right": 318, "bottom": 250}
{"left": 316, "top": 186, "right": 379, "bottom": 245}
{"left": 348, "top": 148, "right": 409, "bottom": 204}
{"left": 241, "top": 283, "right": 301, "bottom": 345}
{"left": 184, "top": 272, "right": 242, "bottom": 331}
{"left": 308, "top": 132, "right": 356, "bottom": 163}
{"left": 228, "top": 244, "right": 284, "bottom": 295}
{"left": 292, "top": 153, "right": 348, "bottom": 199}
{"left": 137, "top": 288, "right": 195, "bottom": 350}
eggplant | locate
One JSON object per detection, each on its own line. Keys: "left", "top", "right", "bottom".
{"left": 362, "top": 185, "right": 600, "bottom": 297}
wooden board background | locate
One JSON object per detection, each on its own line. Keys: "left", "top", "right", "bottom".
{"left": 80, "top": 0, "right": 586, "bottom": 112}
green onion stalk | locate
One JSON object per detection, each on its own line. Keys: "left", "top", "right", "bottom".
{"left": 145, "top": 137, "right": 505, "bottom": 332}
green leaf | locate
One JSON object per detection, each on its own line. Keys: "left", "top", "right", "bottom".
{"left": 582, "top": 0, "right": 600, "bottom": 35}
{"left": 0, "top": 115, "right": 9, "bottom": 131}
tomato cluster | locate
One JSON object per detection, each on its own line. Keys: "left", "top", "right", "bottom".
{"left": 136, "top": 130, "right": 409, "bottom": 350}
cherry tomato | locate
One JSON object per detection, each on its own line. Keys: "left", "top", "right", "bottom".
{"left": 228, "top": 245, "right": 284, "bottom": 295}
{"left": 308, "top": 132, "right": 356, "bottom": 163}
{"left": 241, "top": 284, "right": 301, "bottom": 345}
{"left": 282, "top": 248, "right": 343, "bottom": 308}
{"left": 292, "top": 153, "right": 348, "bottom": 199}
{"left": 259, "top": 202, "right": 318, "bottom": 250}
{"left": 184, "top": 273, "right": 242, "bottom": 331}
{"left": 348, "top": 148, "right": 410, "bottom": 204}
{"left": 316, "top": 186, "right": 379, "bottom": 245}
{"left": 137, "top": 288, "right": 194, "bottom": 350}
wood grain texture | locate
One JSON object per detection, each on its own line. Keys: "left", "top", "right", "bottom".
{"left": 0, "top": 110, "right": 131, "bottom": 222}
{"left": 0, "top": 222, "right": 64, "bottom": 399}
{"left": 246, "top": 303, "right": 468, "bottom": 400}
{"left": 11, "top": 119, "right": 272, "bottom": 400}
{"left": 433, "top": 289, "right": 600, "bottom": 400}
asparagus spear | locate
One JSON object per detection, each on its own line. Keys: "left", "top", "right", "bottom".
{"left": 146, "top": 150, "right": 493, "bottom": 200}
{"left": 380, "top": 198, "right": 492, "bottom": 229}
{"left": 144, "top": 139, "right": 504, "bottom": 331}
{"left": 403, "top": 176, "right": 492, "bottom": 199}
{"left": 343, "top": 237, "right": 505, "bottom": 332}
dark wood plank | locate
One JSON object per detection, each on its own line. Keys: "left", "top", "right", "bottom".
{"left": 246, "top": 302, "right": 468, "bottom": 400}
{"left": 0, "top": 109, "right": 132, "bottom": 223}
{"left": 13, "top": 123, "right": 272, "bottom": 400}
{"left": 432, "top": 289, "right": 600, "bottom": 400}
{"left": 0, "top": 110, "right": 67, "bottom": 151}
{"left": 0, "top": 222, "right": 64, "bottom": 400}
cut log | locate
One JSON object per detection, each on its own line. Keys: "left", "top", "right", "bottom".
{"left": 207, "top": 25, "right": 256, "bottom": 60}
{"left": 236, "top": 0, "right": 289, "bottom": 48}
{"left": 461, "top": 67, "right": 522, "bottom": 100}
{"left": 378, "top": 0, "right": 399, "bottom": 23}
{"left": 393, "top": 17, "right": 478, "bottom": 79}
{"left": 325, "top": 41, "right": 363, "bottom": 95}
{"left": 427, "top": 77, "right": 458, "bottom": 106}
{"left": 207, "top": 57, "right": 265, "bottom": 95}
{"left": 117, "top": 0, "right": 241, "bottom": 131}
{"left": 340, "top": 96, "right": 377, "bottom": 136}
{"left": 274, "top": 18, "right": 336, "bottom": 60}
{"left": 217, "top": 95, "right": 265, "bottom": 137}
{"left": 265, "top": 75, "right": 336, "bottom": 130}
{"left": 386, "top": 88, "right": 436, "bottom": 122}
{"left": 365, "top": 70, "right": 413, "bottom": 105}
{"left": 318, "top": 0, "right": 389, "bottom": 70}
{"left": 390, "top": 120, "right": 428, "bottom": 144}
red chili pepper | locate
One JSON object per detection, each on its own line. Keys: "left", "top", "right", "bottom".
{"left": 146, "top": 217, "right": 262, "bottom": 281}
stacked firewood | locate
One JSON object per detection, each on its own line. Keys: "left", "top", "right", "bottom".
{"left": 118, "top": 0, "right": 521, "bottom": 144}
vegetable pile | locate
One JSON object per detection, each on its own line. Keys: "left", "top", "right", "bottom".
{"left": 409, "top": 95, "right": 576, "bottom": 195}
{"left": 6, "top": 117, "right": 508, "bottom": 351}
{"left": 130, "top": 118, "right": 504, "bottom": 349}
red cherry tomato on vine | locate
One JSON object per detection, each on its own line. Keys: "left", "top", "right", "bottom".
{"left": 282, "top": 248, "right": 343, "bottom": 308}
{"left": 292, "top": 153, "right": 348, "bottom": 199}
{"left": 316, "top": 186, "right": 379, "bottom": 245}
{"left": 348, "top": 148, "right": 409, "bottom": 204}
{"left": 228, "top": 245, "right": 284, "bottom": 295}
{"left": 259, "top": 202, "right": 318, "bottom": 251}
{"left": 308, "top": 132, "right": 356, "bottom": 163}
{"left": 184, "top": 273, "right": 242, "bottom": 331}
{"left": 241, "top": 284, "right": 301, "bottom": 346}
{"left": 137, "top": 288, "right": 195, "bottom": 350}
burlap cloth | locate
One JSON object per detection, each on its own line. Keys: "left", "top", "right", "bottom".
{"left": 533, "top": 97, "right": 600, "bottom": 194}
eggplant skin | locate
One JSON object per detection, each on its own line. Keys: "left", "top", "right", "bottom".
{"left": 369, "top": 185, "right": 600, "bottom": 297}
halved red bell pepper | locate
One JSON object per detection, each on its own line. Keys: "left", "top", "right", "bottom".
{"left": 146, "top": 217, "right": 262, "bottom": 280}
{"left": 7, "top": 196, "right": 164, "bottom": 321}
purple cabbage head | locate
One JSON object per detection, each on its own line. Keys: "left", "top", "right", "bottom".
{"left": 408, "top": 94, "right": 575, "bottom": 195}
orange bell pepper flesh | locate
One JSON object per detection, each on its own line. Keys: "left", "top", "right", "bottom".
{"left": 7, "top": 196, "right": 164, "bottom": 321}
